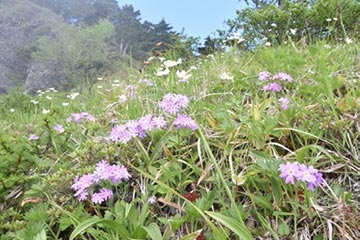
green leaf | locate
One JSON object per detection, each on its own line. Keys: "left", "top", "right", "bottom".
{"left": 69, "top": 217, "right": 130, "bottom": 240}
{"left": 205, "top": 211, "right": 253, "bottom": 240}
{"left": 254, "top": 211, "right": 279, "bottom": 240}
{"left": 143, "top": 223, "right": 163, "bottom": 240}
{"left": 278, "top": 222, "right": 290, "bottom": 236}
{"left": 34, "top": 229, "right": 47, "bottom": 240}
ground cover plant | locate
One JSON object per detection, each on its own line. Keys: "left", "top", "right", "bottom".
{"left": 0, "top": 38, "right": 359, "bottom": 239}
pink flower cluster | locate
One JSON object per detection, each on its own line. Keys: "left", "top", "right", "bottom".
{"left": 66, "top": 112, "right": 95, "bottom": 123}
{"left": 158, "top": 93, "right": 197, "bottom": 131}
{"left": 110, "top": 115, "right": 166, "bottom": 144}
{"left": 158, "top": 93, "right": 189, "bottom": 115}
{"left": 258, "top": 71, "right": 292, "bottom": 92}
{"left": 258, "top": 71, "right": 292, "bottom": 110}
{"left": 71, "top": 160, "right": 130, "bottom": 204}
{"left": 278, "top": 161, "right": 323, "bottom": 191}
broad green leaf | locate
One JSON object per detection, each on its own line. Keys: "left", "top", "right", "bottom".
{"left": 143, "top": 223, "right": 163, "bottom": 240}
{"left": 69, "top": 217, "right": 130, "bottom": 240}
{"left": 205, "top": 211, "right": 253, "bottom": 240}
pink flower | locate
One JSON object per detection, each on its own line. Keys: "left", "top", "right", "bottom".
{"left": 29, "top": 134, "right": 39, "bottom": 140}
{"left": 278, "top": 97, "right": 289, "bottom": 110}
{"left": 263, "top": 83, "right": 281, "bottom": 92}
{"left": 258, "top": 71, "right": 271, "bottom": 81}
{"left": 53, "top": 124, "right": 64, "bottom": 133}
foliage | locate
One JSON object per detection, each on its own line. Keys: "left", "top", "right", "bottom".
{"left": 0, "top": 37, "right": 359, "bottom": 240}
{"left": 32, "top": 19, "right": 116, "bottom": 89}
{"left": 227, "top": 0, "right": 360, "bottom": 48}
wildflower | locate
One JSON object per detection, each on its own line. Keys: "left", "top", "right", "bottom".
{"left": 91, "top": 188, "right": 113, "bottom": 204}
{"left": 289, "top": 28, "right": 297, "bottom": 35}
{"left": 29, "top": 134, "right": 39, "bottom": 140}
{"left": 71, "top": 174, "right": 94, "bottom": 200}
{"left": 176, "top": 70, "right": 192, "bottom": 82}
{"left": 326, "top": 18, "right": 332, "bottom": 22}
{"left": 270, "top": 23, "right": 277, "bottom": 27}
{"left": 172, "top": 114, "right": 197, "bottom": 131}
{"left": 152, "top": 116, "right": 166, "bottom": 129}
{"left": 258, "top": 71, "right": 271, "bottom": 81}
{"left": 262, "top": 83, "right": 281, "bottom": 92}
{"left": 265, "top": 42, "right": 271, "bottom": 46}
{"left": 97, "top": 77, "right": 103, "bottom": 81}
{"left": 220, "top": 72, "right": 234, "bottom": 81}
{"left": 62, "top": 102, "right": 69, "bottom": 107}
{"left": 163, "top": 58, "right": 182, "bottom": 68}
{"left": 158, "top": 93, "right": 189, "bottom": 115}
{"left": 9, "top": 108, "right": 15, "bottom": 113}
{"left": 30, "top": 100, "right": 39, "bottom": 105}
{"left": 278, "top": 161, "right": 323, "bottom": 191}
{"left": 148, "top": 196, "right": 157, "bottom": 204}
{"left": 345, "top": 37, "right": 353, "bottom": 45}
{"left": 53, "top": 124, "right": 64, "bottom": 133}
{"left": 118, "top": 95, "right": 127, "bottom": 103}
{"left": 71, "top": 161, "right": 130, "bottom": 203}
{"left": 42, "top": 109, "right": 50, "bottom": 114}
{"left": 279, "top": 162, "right": 301, "bottom": 184}
{"left": 67, "top": 92, "right": 80, "bottom": 100}
{"left": 110, "top": 124, "right": 133, "bottom": 144}
{"left": 108, "top": 165, "right": 131, "bottom": 183}
{"left": 138, "top": 79, "right": 154, "bottom": 86}
{"left": 226, "top": 32, "right": 245, "bottom": 44}
{"left": 278, "top": 97, "right": 289, "bottom": 110}
{"left": 66, "top": 112, "right": 94, "bottom": 123}
{"left": 154, "top": 68, "right": 170, "bottom": 76}
{"left": 272, "top": 72, "right": 292, "bottom": 82}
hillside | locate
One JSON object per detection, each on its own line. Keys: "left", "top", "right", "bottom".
{"left": 0, "top": 0, "right": 67, "bottom": 92}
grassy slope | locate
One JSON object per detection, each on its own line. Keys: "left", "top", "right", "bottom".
{"left": 0, "top": 41, "right": 359, "bottom": 239}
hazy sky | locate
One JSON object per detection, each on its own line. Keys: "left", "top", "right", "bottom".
{"left": 117, "top": 0, "right": 245, "bottom": 41}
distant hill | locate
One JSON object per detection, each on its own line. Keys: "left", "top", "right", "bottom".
{"left": 0, "top": 0, "right": 67, "bottom": 92}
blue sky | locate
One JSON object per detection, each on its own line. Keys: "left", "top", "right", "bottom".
{"left": 117, "top": 0, "right": 245, "bottom": 41}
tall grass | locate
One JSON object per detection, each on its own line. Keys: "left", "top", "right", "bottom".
{"left": 0, "top": 40, "right": 359, "bottom": 239}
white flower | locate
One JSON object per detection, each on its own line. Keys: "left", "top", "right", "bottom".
{"left": 30, "top": 100, "right": 39, "bottom": 105}
{"left": 62, "top": 102, "right": 69, "bottom": 106}
{"left": 265, "top": 42, "right": 271, "bottom": 46}
{"left": 97, "top": 85, "right": 103, "bottom": 89}
{"left": 97, "top": 77, "right": 103, "bottom": 81}
{"left": 46, "top": 96, "right": 52, "bottom": 100}
{"left": 118, "top": 95, "right": 127, "bottom": 103}
{"left": 154, "top": 68, "right": 170, "bottom": 76}
{"left": 42, "top": 108, "right": 50, "bottom": 114}
{"left": 271, "top": 23, "right": 277, "bottom": 27}
{"left": 333, "top": 17, "right": 338, "bottom": 21}
{"left": 113, "top": 80, "right": 120, "bottom": 83}
{"left": 326, "top": 18, "right": 332, "bottom": 22}
{"left": 345, "top": 37, "right": 353, "bottom": 44}
{"left": 220, "top": 72, "right": 234, "bottom": 81}
{"left": 227, "top": 32, "right": 245, "bottom": 44}
{"left": 48, "top": 88, "right": 57, "bottom": 92}
{"left": 67, "top": 92, "right": 79, "bottom": 100}
{"left": 289, "top": 28, "right": 297, "bottom": 35}
{"left": 176, "top": 70, "right": 192, "bottom": 82}
{"left": 163, "top": 58, "right": 182, "bottom": 68}
{"left": 10, "top": 108, "right": 15, "bottom": 113}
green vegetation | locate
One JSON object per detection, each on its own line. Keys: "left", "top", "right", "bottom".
{"left": 0, "top": 38, "right": 359, "bottom": 239}
{"left": 1, "top": 0, "right": 360, "bottom": 239}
